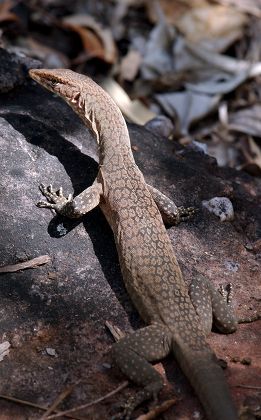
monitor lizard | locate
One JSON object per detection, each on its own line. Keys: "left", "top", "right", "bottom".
{"left": 29, "top": 68, "right": 238, "bottom": 420}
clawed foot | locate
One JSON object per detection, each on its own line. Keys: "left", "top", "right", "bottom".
{"left": 219, "top": 283, "right": 233, "bottom": 305}
{"left": 37, "top": 184, "right": 73, "bottom": 214}
{"left": 177, "top": 206, "right": 198, "bottom": 223}
{"left": 113, "top": 387, "right": 159, "bottom": 420}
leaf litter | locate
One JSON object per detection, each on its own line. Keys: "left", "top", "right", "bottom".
{"left": 0, "top": 1, "right": 260, "bottom": 182}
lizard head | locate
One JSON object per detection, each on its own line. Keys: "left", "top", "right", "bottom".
{"left": 29, "top": 68, "right": 104, "bottom": 143}
{"left": 29, "top": 68, "right": 98, "bottom": 125}
{"left": 29, "top": 68, "right": 89, "bottom": 100}
{"left": 29, "top": 68, "right": 126, "bottom": 147}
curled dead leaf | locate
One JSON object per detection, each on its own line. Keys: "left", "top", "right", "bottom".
{"left": 240, "top": 136, "right": 261, "bottom": 176}
{"left": 101, "top": 77, "right": 155, "bottom": 125}
{"left": 176, "top": 5, "right": 248, "bottom": 52}
{"left": 0, "top": 0, "right": 20, "bottom": 24}
{"left": 120, "top": 49, "right": 142, "bottom": 81}
{"left": 228, "top": 105, "right": 261, "bottom": 137}
{"left": 62, "top": 14, "right": 117, "bottom": 64}
{"left": 155, "top": 90, "right": 221, "bottom": 135}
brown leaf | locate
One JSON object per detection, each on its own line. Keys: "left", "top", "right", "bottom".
{"left": 214, "top": 0, "right": 261, "bottom": 18}
{"left": 176, "top": 5, "right": 248, "bottom": 52}
{"left": 240, "top": 136, "right": 261, "bottom": 176}
{"left": 146, "top": 0, "right": 207, "bottom": 25}
{"left": 0, "top": 0, "right": 20, "bottom": 24}
{"left": 62, "top": 14, "right": 117, "bottom": 64}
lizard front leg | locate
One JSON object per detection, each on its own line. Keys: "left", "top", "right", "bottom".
{"left": 112, "top": 323, "right": 172, "bottom": 419}
{"left": 37, "top": 179, "right": 103, "bottom": 218}
{"left": 147, "top": 184, "right": 196, "bottom": 225}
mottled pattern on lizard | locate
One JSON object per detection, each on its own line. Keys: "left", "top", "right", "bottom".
{"left": 29, "top": 69, "right": 238, "bottom": 420}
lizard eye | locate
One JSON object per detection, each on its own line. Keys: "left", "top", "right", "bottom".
{"left": 48, "top": 80, "right": 58, "bottom": 88}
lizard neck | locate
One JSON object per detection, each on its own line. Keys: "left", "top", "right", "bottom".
{"left": 70, "top": 88, "right": 135, "bottom": 166}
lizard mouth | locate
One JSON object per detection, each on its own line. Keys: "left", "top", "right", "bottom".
{"left": 29, "top": 69, "right": 60, "bottom": 91}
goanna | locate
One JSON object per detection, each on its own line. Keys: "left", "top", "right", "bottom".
{"left": 29, "top": 68, "right": 238, "bottom": 420}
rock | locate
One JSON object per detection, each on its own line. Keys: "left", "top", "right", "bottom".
{"left": 0, "top": 48, "right": 260, "bottom": 419}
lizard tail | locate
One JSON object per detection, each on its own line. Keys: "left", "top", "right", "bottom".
{"left": 173, "top": 342, "right": 238, "bottom": 420}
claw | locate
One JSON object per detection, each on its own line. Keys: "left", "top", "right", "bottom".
{"left": 37, "top": 183, "right": 72, "bottom": 215}
{"left": 219, "top": 283, "right": 233, "bottom": 304}
{"left": 178, "top": 206, "right": 198, "bottom": 223}
{"left": 39, "top": 184, "right": 46, "bottom": 194}
{"left": 36, "top": 201, "right": 55, "bottom": 209}
{"left": 227, "top": 283, "right": 233, "bottom": 304}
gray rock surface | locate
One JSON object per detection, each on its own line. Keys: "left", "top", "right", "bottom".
{"left": 0, "top": 51, "right": 260, "bottom": 419}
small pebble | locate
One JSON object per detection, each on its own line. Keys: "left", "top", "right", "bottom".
{"left": 46, "top": 347, "right": 58, "bottom": 357}
{"left": 102, "top": 363, "right": 111, "bottom": 369}
{"left": 144, "top": 115, "right": 174, "bottom": 138}
{"left": 190, "top": 140, "right": 208, "bottom": 154}
{"left": 224, "top": 260, "right": 239, "bottom": 273}
{"left": 202, "top": 197, "right": 234, "bottom": 221}
{"left": 241, "top": 357, "right": 252, "bottom": 366}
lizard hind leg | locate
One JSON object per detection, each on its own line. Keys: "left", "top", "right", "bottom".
{"left": 189, "top": 276, "right": 237, "bottom": 335}
{"left": 147, "top": 184, "right": 196, "bottom": 225}
{"left": 112, "top": 323, "right": 172, "bottom": 419}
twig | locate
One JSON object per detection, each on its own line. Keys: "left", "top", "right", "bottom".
{"left": 136, "top": 398, "right": 178, "bottom": 420}
{"left": 45, "top": 381, "right": 129, "bottom": 419}
{"left": 105, "top": 320, "right": 126, "bottom": 342}
{"left": 0, "top": 255, "right": 51, "bottom": 273}
{"left": 0, "top": 394, "right": 47, "bottom": 411}
{"left": 235, "top": 385, "right": 261, "bottom": 390}
{"left": 39, "top": 381, "right": 81, "bottom": 419}
{"left": 0, "top": 394, "right": 84, "bottom": 420}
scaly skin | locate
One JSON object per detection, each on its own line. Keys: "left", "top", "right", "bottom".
{"left": 29, "top": 68, "right": 238, "bottom": 420}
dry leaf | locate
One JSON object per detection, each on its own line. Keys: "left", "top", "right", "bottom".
{"left": 185, "top": 72, "right": 249, "bottom": 95}
{"left": 62, "top": 14, "right": 117, "bottom": 64}
{"left": 120, "top": 49, "right": 142, "bottom": 81}
{"left": 155, "top": 91, "right": 221, "bottom": 135}
{"left": 185, "top": 41, "right": 261, "bottom": 77}
{"left": 176, "top": 5, "right": 248, "bottom": 52}
{"left": 183, "top": 42, "right": 261, "bottom": 94}
{"left": 228, "top": 105, "right": 261, "bottom": 137}
{"left": 101, "top": 77, "right": 155, "bottom": 125}
{"left": 240, "top": 136, "right": 261, "bottom": 175}
{"left": 18, "top": 37, "right": 69, "bottom": 68}
{"left": 146, "top": 0, "right": 208, "bottom": 24}
{"left": 0, "top": 0, "right": 19, "bottom": 24}
{"left": 141, "top": 20, "right": 175, "bottom": 80}
{"left": 214, "top": 0, "right": 261, "bottom": 18}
